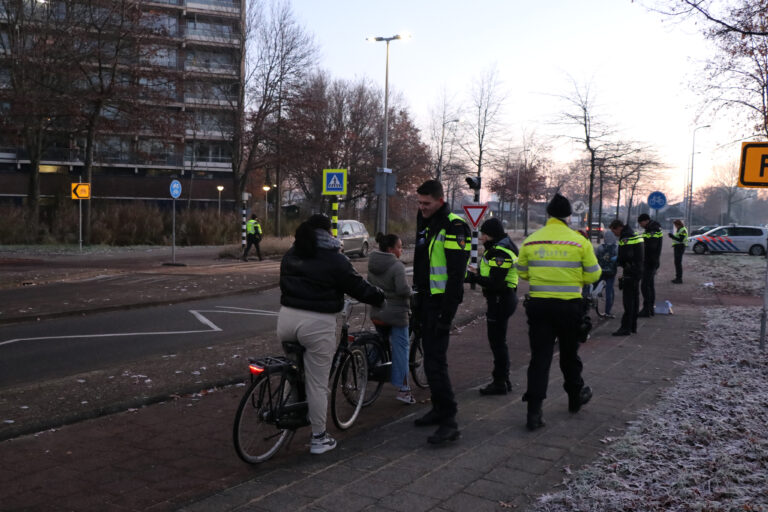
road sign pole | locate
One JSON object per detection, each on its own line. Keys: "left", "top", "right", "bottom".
{"left": 761, "top": 257, "right": 768, "bottom": 350}
{"left": 332, "top": 198, "right": 339, "bottom": 238}
{"left": 172, "top": 198, "right": 176, "bottom": 264}
{"left": 78, "top": 197, "right": 83, "bottom": 252}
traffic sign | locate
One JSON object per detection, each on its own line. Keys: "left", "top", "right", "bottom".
{"left": 322, "top": 169, "right": 347, "bottom": 195}
{"left": 71, "top": 183, "right": 91, "bottom": 200}
{"left": 648, "top": 191, "right": 667, "bottom": 210}
{"left": 738, "top": 142, "right": 768, "bottom": 188}
{"left": 572, "top": 200, "right": 587, "bottom": 214}
{"left": 170, "top": 179, "right": 182, "bottom": 199}
{"left": 463, "top": 204, "right": 488, "bottom": 229}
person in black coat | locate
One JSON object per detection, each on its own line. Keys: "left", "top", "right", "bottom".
{"left": 609, "top": 219, "right": 644, "bottom": 336}
{"left": 637, "top": 213, "right": 663, "bottom": 317}
{"left": 278, "top": 214, "right": 385, "bottom": 455}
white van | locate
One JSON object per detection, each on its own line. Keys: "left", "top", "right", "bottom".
{"left": 689, "top": 225, "right": 768, "bottom": 256}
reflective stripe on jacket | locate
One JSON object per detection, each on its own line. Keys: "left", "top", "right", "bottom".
{"left": 671, "top": 227, "right": 688, "bottom": 246}
{"left": 516, "top": 218, "right": 601, "bottom": 299}
{"left": 480, "top": 243, "right": 518, "bottom": 290}
{"left": 428, "top": 212, "right": 471, "bottom": 295}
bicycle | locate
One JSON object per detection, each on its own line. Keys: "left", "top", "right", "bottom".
{"left": 584, "top": 279, "right": 607, "bottom": 318}
{"left": 233, "top": 299, "right": 368, "bottom": 464}
{"left": 352, "top": 293, "right": 428, "bottom": 407}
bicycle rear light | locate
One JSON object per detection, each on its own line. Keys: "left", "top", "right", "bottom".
{"left": 249, "top": 363, "right": 265, "bottom": 375}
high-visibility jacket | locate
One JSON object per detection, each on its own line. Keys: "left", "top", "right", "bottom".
{"left": 641, "top": 219, "right": 663, "bottom": 268}
{"left": 617, "top": 227, "right": 644, "bottom": 277}
{"left": 427, "top": 212, "right": 471, "bottom": 295}
{"left": 670, "top": 226, "right": 688, "bottom": 246}
{"left": 517, "top": 218, "right": 601, "bottom": 299}
{"left": 478, "top": 236, "right": 519, "bottom": 293}
{"left": 246, "top": 219, "right": 262, "bottom": 237}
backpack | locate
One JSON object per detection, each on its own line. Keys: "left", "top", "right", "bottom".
{"left": 596, "top": 243, "right": 617, "bottom": 277}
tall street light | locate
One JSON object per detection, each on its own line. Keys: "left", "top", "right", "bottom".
{"left": 367, "top": 33, "right": 410, "bottom": 235}
{"left": 216, "top": 185, "right": 224, "bottom": 216}
{"left": 436, "top": 118, "right": 459, "bottom": 182}
{"left": 688, "top": 124, "right": 710, "bottom": 228}
{"left": 262, "top": 185, "right": 271, "bottom": 228}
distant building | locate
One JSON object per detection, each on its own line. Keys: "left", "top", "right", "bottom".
{"left": 0, "top": 0, "right": 243, "bottom": 206}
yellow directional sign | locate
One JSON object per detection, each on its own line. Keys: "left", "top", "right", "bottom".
{"left": 71, "top": 183, "right": 91, "bottom": 199}
{"left": 738, "top": 142, "right": 768, "bottom": 188}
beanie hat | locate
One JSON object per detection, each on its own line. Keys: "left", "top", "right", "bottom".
{"left": 546, "top": 193, "right": 572, "bottom": 218}
{"left": 480, "top": 217, "right": 506, "bottom": 239}
{"left": 637, "top": 213, "right": 651, "bottom": 223}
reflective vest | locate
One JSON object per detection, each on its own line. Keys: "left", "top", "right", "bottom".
{"left": 642, "top": 230, "right": 663, "bottom": 241}
{"left": 246, "top": 219, "right": 262, "bottom": 236}
{"left": 619, "top": 231, "right": 644, "bottom": 248}
{"left": 480, "top": 244, "right": 518, "bottom": 289}
{"left": 516, "top": 218, "right": 601, "bottom": 299}
{"left": 427, "top": 212, "right": 470, "bottom": 295}
{"left": 672, "top": 226, "right": 688, "bottom": 246}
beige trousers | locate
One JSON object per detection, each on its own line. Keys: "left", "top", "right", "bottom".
{"left": 276, "top": 306, "right": 337, "bottom": 435}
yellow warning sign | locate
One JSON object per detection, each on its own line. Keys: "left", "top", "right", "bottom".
{"left": 739, "top": 142, "right": 768, "bottom": 188}
{"left": 71, "top": 183, "right": 91, "bottom": 199}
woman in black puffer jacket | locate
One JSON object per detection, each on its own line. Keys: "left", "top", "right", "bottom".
{"left": 277, "top": 214, "right": 384, "bottom": 455}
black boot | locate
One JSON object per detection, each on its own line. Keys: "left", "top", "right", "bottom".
{"left": 479, "top": 380, "right": 511, "bottom": 396}
{"left": 568, "top": 386, "right": 593, "bottom": 413}
{"left": 526, "top": 400, "right": 545, "bottom": 431}
{"left": 427, "top": 424, "right": 461, "bottom": 444}
{"left": 414, "top": 409, "right": 443, "bottom": 427}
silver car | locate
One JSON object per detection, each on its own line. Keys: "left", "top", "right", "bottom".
{"left": 689, "top": 225, "right": 768, "bottom": 256}
{"left": 338, "top": 220, "right": 370, "bottom": 257}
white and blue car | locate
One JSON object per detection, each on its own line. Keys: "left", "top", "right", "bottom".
{"left": 689, "top": 225, "right": 768, "bottom": 256}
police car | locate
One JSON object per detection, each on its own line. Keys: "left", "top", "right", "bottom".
{"left": 689, "top": 225, "right": 768, "bottom": 256}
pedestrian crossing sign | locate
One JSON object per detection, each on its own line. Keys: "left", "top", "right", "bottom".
{"left": 322, "top": 169, "right": 347, "bottom": 195}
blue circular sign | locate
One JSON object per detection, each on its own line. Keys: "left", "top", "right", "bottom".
{"left": 170, "top": 179, "right": 182, "bottom": 199}
{"left": 648, "top": 191, "right": 666, "bottom": 210}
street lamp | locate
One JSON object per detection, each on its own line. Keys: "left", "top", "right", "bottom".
{"left": 262, "top": 185, "right": 271, "bottom": 227}
{"left": 367, "top": 32, "right": 410, "bottom": 234}
{"left": 687, "top": 124, "right": 710, "bottom": 228}
{"left": 216, "top": 185, "right": 224, "bottom": 215}
{"left": 436, "top": 118, "right": 459, "bottom": 182}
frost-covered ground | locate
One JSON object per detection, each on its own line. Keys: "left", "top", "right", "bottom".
{"left": 531, "top": 256, "right": 768, "bottom": 511}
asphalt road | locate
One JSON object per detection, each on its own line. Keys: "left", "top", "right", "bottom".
{"left": 0, "top": 289, "right": 282, "bottom": 388}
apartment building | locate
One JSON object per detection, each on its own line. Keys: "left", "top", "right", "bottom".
{"left": 0, "top": 0, "right": 244, "bottom": 205}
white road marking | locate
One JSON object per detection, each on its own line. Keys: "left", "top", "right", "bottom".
{"left": 0, "top": 306, "right": 279, "bottom": 347}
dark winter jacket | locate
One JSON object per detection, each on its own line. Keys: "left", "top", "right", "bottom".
{"left": 367, "top": 250, "right": 411, "bottom": 327}
{"left": 617, "top": 225, "right": 644, "bottom": 279}
{"left": 642, "top": 219, "right": 663, "bottom": 269}
{"left": 280, "top": 230, "right": 385, "bottom": 313}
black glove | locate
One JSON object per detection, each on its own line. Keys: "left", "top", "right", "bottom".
{"left": 667, "top": 233, "right": 674, "bottom": 239}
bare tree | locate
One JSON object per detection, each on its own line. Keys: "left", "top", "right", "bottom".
{"left": 553, "top": 77, "right": 616, "bottom": 234}
{"left": 646, "top": 0, "right": 768, "bottom": 37}
{"left": 707, "top": 161, "right": 756, "bottom": 221}
{"left": 428, "top": 89, "right": 461, "bottom": 181}
{"left": 460, "top": 65, "right": 506, "bottom": 201}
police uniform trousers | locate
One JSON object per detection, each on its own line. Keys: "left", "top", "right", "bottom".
{"left": 419, "top": 296, "right": 458, "bottom": 427}
{"left": 243, "top": 234, "right": 262, "bottom": 260}
{"left": 523, "top": 297, "right": 584, "bottom": 402}
{"left": 640, "top": 265, "right": 657, "bottom": 312}
{"left": 621, "top": 275, "right": 640, "bottom": 332}
{"left": 673, "top": 245, "right": 685, "bottom": 281}
{"left": 486, "top": 288, "right": 518, "bottom": 383}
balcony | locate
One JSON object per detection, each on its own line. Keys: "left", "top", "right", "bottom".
{"left": 186, "top": 0, "right": 241, "bottom": 17}
{"left": 185, "top": 27, "right": 239, "bottom": 46}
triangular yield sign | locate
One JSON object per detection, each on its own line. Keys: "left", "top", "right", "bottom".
{"left": 463, "top": 204, "right": 488, "bottom": 229}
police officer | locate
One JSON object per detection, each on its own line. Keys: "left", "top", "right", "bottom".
{"left": 517, "top": 193, "right": 600, "bottom": 431}
{"left": 637, "top": 213, "right": 662, "bottom": 317}
{"left": 669, "top": 219, "right": 688, "bottom": 284}
{"left": 609, "top": 219, "right": 644, "bottom": 336}
{"left": 412, "top": 179, "right": 471, "bottom": 444}
{"left": 242, "top": 214, "right": 263, "bottom": 261}
{"left": 466, "top": 217, "right": 518, "bottom": 396}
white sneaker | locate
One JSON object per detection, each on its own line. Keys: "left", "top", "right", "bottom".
{"left": 396, "top": 390, "right": 416, "bottom": 404}
{"left": 310, "top": 432, "right": 337, "bottom": 455}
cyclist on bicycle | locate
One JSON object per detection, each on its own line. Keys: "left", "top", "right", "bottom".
{"left": 278, "top": 214, "right": 385, "bottom": 454}
{"left": 368, "top": 232, "right": 415, "bottom": 404}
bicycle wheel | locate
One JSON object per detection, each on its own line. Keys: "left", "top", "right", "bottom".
{"left": 409, "top": 331, "right": 428, "bottom": 389}
{"left": 357, "top": 338, "right": 386, "bottom": 406}
{"left": 591, "top": 281, "right": 606, "bottom": 317}
{"left": 330, "top": 346, "right": 368, "bottom": 430}
{"left": 233, "top": 372, "right": 292, "bottom": 464}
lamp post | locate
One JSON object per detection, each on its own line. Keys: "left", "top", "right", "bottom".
{"left": 262, "top": 185, "right": 271, "bottom": 228}
{"left": 687, "top": 124, "right": 710, "bottom": 228}
{"left": 216, "top": 185, "right": 224, "bottom": 216}
{"left": 367, "top": 33, "right": 410, "bottom": 235}
{"left": 436, "top": 118, "right": 459, "bottom": 182}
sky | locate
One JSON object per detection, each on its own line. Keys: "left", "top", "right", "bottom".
{"left": 289, "top": 0, "right": 743, "bottom": 205}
